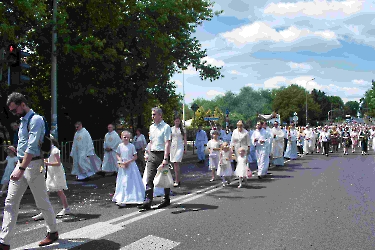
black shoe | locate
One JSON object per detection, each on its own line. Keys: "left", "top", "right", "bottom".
{"left": 156, "top": 199, "right": 170, "bottom": 209}
{"left": 137, "top": 200, "right": 152, "bottom": 210}
{"left": 173, "top": 182, "right": 180, "bottom": 187}
{"left": 258, "top": 176, "right": 262, "bottom": 179}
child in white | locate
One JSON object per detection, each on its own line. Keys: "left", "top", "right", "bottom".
{"left": 207, "top": 130, "right": 222, "bottom": 182}
{"left": 234, "top": 147, "right": 250, "bottom": 188}
{"left": 218, "top": 142, "right": 233, "bottom": 186}
{"left": 0, "top": 146, "right": 18, "bottom": 196}
{"left": 32, "top": 137, "right": 70, "bottom": 220}
{"left": 113, "top": 131, "right": 145, "bottom": 207}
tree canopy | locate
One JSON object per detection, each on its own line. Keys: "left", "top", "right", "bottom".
{"left": 0, "top": 0, "right": 223, "bottom": 141}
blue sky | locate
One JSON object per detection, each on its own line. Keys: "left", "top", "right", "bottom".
{"left": 171, "top": 0, "right": 375, "bottom": 105}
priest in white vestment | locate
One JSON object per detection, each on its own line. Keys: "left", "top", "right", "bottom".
{"left": 271, "top": 121, "right": 285, "bottom": 166}
{"left": 251, "top": 121, "right": 272, "bottom": 178}
{"left": 70, "top": 122, "right": 102, "bottom": 180}
{"left": 101, "top": 124, "right": 121, "bottom": 174}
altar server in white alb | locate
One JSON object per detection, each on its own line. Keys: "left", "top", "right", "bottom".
{"left": 271, "top": 121, "right": 285, "bottom": 166}
{"left": 251, "top": 121, "right": 272, "bottom": 179}
{"left": 101, "top": 124, "right": 122, "bottom": 175}
{"left": 195, "top": 125, "right": 208, "bottom": 163}
{"left": 303, "top": 125, "right": 314, "bottom": 155}
{"left": 70, "top": 122, "right": 102, "bottom": 180}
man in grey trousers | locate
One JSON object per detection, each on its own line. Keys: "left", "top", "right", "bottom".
{"left": 138, "top": 107, "right": 172, "bottom": 210}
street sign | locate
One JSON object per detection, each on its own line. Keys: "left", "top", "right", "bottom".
{"left": 191, "top": 103, "right": 199, "bottom": 112}
{"left": 204, "top": 117, "right": 219, "bottom": 121}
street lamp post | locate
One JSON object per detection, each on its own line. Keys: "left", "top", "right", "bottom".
{"left": 305, "top": 78, "right": 315, "bottom": 126}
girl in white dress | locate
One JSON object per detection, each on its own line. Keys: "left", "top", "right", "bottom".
{"left": 207, "top": 130, "right": 222, "bottom": 182}
{"left": 170, "top": 116, "right": 187, "bottom": 187}
{"left": 113, "top": 131, "right": 145, "bottom": 207}
{"left": 0, "top": 146, "right": 18, "bottom": 196}
{"left": 218, "top": 142, "right": 233, "bottom": 187}
{"left": 32, "top": 137, "right": 70, "bottom": 220}
{"left": 235, "top": 147, "right": 250, "bottom": 188}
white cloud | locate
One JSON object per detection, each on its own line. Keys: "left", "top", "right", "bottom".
{"left": 174, "top": 80, "right": 183, "bottom": 87}
{"left": 264, "top": 0, "right": 364, "bottom": 18}
{"left": 183, "top": 65, "right": 199, "bottom": 75}
{"left": 202, "top": 56, "right": 225, "bottom": 67}
{"left": 245, "top": 83, "right": 264, "bottom": 88}
{"left": 288, "top": 62, "right": 312, "bottom": 71}
{"left": 230, "top": 70, "right": 248, "bottom": 77}
{"left": 221, "top": 21, "right": 337, "bottom": 47}
{"left": 264, "top": 76, "right": 288, "bottom": 89}
{"left": 342, "top": 86, "right": 361, "bottom": 95}
{"left": 206, "top": 90, "right": 225, "bottom": 97}
{"left": 352, "top": 79, "right": 370, "bottom": 85}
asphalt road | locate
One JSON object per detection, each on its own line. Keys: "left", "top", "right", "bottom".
{"left": 2, "top": 150, "right": 375, "bottom": 249}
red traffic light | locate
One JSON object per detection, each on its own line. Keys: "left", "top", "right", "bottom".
{"left": 7, "top": 44, "right": 18, "bottom": 66}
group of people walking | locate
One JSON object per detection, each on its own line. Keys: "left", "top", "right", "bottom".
{"left": 193, "top": 119, "right": 375, "bottom": 189}
{"left": 0, "top": 92, "right": 188, "bottom": 249}
{"left": 0, "top": 91, "right": 373, "bottom": 250}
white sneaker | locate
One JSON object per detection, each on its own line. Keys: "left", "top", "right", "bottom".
{"left": 32, "top": 212, "right": 44, "bottom": 221}
{"left": 57, "top": 208, "right": 71, "bottom": 217}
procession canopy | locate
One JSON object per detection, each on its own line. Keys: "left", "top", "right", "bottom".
{"left": 258, "top": 112, "right": 280, "bottom": 124}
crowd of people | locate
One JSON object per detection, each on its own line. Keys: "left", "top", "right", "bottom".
{"left": 194, "top": 119, "right": 375, "bottom": 187}
{"left": 0, "top": 91, "right": 374, "bottom": 249}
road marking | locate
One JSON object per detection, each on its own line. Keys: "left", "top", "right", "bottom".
{"left": 14, "top": 184, "right": 224, "bottom": 250}
{"left": 121, "top": 235, "right": 180, "bottom": 250}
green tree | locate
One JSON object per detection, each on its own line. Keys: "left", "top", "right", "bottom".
{"left": 272, "top": 85, "right": 321, "bottom": 125}
{"left": 344, "top": 101, "right": 359, "bottom": 117}
{"left": 310, "top": 89, "right": 330, "bottom": 121}
{"left": 361, "top": 80, "right": 375, "bottom": 117}
{"left": 1, "top": 0, "right": 223, "bottom": 140}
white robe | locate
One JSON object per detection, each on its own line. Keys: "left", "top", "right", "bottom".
{"left": 271, "top": 127, "right": 285, "bottom": 159}
{"left": 70, "top": 128, "right": 102, "bottom": 179}
{"left": 251, "top": 128, "right": 271, "bottom": 177}
{"left": 102, "top": 131, "right": 122, "bottom": 172}
{"left": 303, "top": 129, "right": 314, "bottom": 153}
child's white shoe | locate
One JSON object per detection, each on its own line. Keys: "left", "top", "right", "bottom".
{"left": 32, "top": 212, "right": 44, "bottom": 221}
{"left": 57, "top": 208, "right": 71, "bottom": 217}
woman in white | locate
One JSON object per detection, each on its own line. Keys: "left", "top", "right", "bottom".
{"left": 170, "top": 116, "right": 187, "bottom": 187}
{"left": 32, "top": 136, "right": 70, "bottom": 220}
{"left": 230, "top": 120, "right": 250, "bottom": 167}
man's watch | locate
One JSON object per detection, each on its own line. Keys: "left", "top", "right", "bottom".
{"left": 19, "top": 167, "right": 26, "bottom": 171}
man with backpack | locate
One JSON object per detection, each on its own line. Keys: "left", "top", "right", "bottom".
{"left": 0, "top": 92, "right": 58, "bottom": 250}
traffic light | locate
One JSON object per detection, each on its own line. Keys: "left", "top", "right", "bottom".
{"left": 7, "top": 44, "right": 18, "bottom": 66}
{"left": 5, "top": 44, "right": 31, "bottom": 85}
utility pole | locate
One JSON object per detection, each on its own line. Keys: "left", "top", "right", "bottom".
{"left": 51, "top": 0, "right": 58, "bottom": 140}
